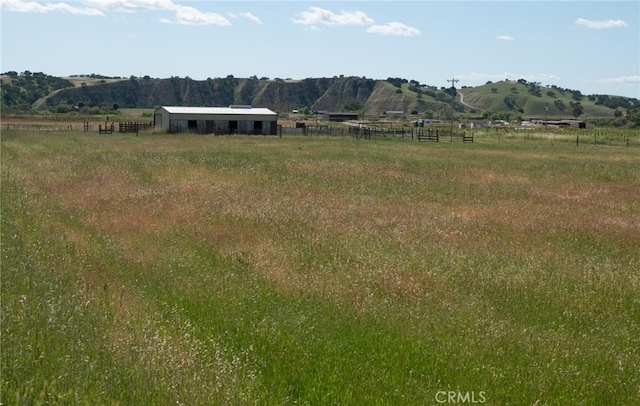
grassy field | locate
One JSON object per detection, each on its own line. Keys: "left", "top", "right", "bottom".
{"left": 2, "top": 131, "right": 639, "bottom": 404}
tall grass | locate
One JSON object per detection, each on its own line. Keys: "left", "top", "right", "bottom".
{"left": 2, "top": 131, "right": 639, "bottom": 404}
{"left": 475, "top": 126, "right": 640, "bottom": 147}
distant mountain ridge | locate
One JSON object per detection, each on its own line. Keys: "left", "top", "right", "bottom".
{"left": 2, "top": 72, "right": 638, "bottom": 120}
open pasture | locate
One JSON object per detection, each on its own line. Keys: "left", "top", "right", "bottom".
{"left": 2, "top": 131, "right": 639, "bottom": 404}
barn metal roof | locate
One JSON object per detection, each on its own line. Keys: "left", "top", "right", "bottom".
{"left": 161, "top": 106, "right": 276, "bottom": 116}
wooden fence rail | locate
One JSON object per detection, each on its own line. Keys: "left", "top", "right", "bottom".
{"left": 119, "top": 122, "right": 154, "bottom": 133}
{"left": 98, "top": 123, "right": 114, "bottom": 134}
{"left": 417, "top": 129, "right": 440, "bottom": 142}
{"left": 4, "top": 123, "right": 78, "bottom": 132}
{"left": 416, "top": 129, "right": 473, "bottom": 143}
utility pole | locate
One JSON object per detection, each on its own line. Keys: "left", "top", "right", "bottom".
{"left": 447, "top": 78, "right": 459, "bottom": 134}
{"left": 544, "top": 102, "right": 548, "bottom": 126}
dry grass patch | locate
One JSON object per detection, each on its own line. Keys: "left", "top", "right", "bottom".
{"left": 454, "top": 168, "right": 532, "bottom": 186}
{"left": 530, "top": 182, "right": 639, "bottom": 238}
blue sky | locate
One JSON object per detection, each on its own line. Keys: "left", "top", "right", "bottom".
{"left": 1, "top": 1, "right": 639, "bottom": 98}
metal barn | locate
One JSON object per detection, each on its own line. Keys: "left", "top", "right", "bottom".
{"left": 154, "top": 106, "right": 278, "bottom": 135}
{"left": 322, "top": 112, "right": 360, "bottom": 122}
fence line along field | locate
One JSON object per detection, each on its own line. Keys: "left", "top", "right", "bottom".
{"left": 2, "top": 131, "right": 639, "bottom": 404}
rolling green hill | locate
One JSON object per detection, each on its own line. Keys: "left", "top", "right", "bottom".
{"left": 2, "top": 72, "right": 638, "bottom": 122}
{"left": 457, "top": 80, "right": 635, "bottom": 119}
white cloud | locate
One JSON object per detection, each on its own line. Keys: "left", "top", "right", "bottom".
{"left": 83, "top": 0, "right": 178, "bottom": 13}
{"left": 497, "top": 35, "right": 514, "bottom": 41}
{"left": 1, "top": 0, "right": 231, "bottom": 26}
{"left": 88, "top": 0, "right": 230, "bottom": 26}
{"left": 229, "top": 12, "right": 262, "bottom": 25}
{"left": 161, "top": 5, "right": 230, "bottom": 26}
{"left": 598, "top": 75, "right": 640, "bottom": 84}
{"left": 575, "top": 18, "right": 628, "bottom": 29}
{"left": 292, "top": 6, "right": 374, "bottom": 27}
{"left": 366, "top": 22, "right": 421, "bottom": 36}
{"left": 0, "top": 0, "right": 104, "bottom": 16}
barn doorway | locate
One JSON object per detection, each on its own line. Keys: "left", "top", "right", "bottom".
{"left": 206, "top": 120, "right": 214, "bottom": 134}
{"left": 253, "top": 120, "right": 262, "bottom": 135}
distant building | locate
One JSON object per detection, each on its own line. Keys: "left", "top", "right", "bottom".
{"left": 490, "top": 120, "right": 510, "bottom": 126}
{"left": 323, "top": 112, "right": 360, "bottom": 122}
{"left": 154, "top": 106, "right": 278, "bottom": 135}
{"left": 534, "top": 119, "right": 594, "bottom": 129}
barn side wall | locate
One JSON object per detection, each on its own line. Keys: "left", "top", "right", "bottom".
{"left": 168, "top": 119, "right": 277, "bottom": 135}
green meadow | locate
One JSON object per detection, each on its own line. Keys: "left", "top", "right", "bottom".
{"left": 2, "top": 131, "right": 639, "bottom": 404}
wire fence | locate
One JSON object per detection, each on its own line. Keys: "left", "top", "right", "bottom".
{"left": 497, "top": 130, "right": 639, "bottom": 148}
{"left": 3, "top": 121, "right": 154, "bottom": 134}
{"left": 3, "top": 121, "right": 637, "bottom": 148}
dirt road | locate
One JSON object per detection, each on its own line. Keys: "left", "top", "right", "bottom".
{"left": 458, "top": 91, "right": 483, "bottom": 112}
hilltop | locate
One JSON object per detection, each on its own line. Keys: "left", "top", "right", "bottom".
{"left": 457, "top": 79, "right": 636, "bottom": 119}
{"left": 2, "top": 71, "right": 639, "bottom": 125}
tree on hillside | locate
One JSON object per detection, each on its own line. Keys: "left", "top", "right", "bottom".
{"left": 626, "top": 107, "right": 640, "bottom": 127}
{"left": 482, "top": 110, "right": 516, "bottom": 122}
{"left": 503, "top": 97, "right": 517, "bottom": 110}
{"left": 424, "top": 90, "right": 436, "bottom": 98}
{"left": 569, "top": 101, "right": 583, "bottom": 118}
{"left": 408, "top": 84, "right": 422, "bottom": 94}
{"left": 435, "top": 92, "right": 451, "bottom": 103}
{"left": 386, "top": 77, "right": 407, "bottom": 88}
{"left": 527, "top": 82, "right": 541, "bottom": 97}
{"left": 554, "top": 99, "right": 566, "bottom": 114}
{"left": 442, "top": 87, "right": 456, "bottom": 97}
{"left": 299, "top": 106, "right": 311, "bottom": 115}
{"left": 342, "top": 100, "right": 362, "bottom": 112}
{"left": 594, "top": 94, "right": 609, "bottom": 105}
{"left": 571, "top": 90, "right": 583, "bottom": 101}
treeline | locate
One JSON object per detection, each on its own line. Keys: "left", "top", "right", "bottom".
{"left": 1, "top": 71, "right": 73, "bottom": 111}
{"left": 69, "top": 73, "right": 124, "bottom": 80}
{"left": 590, "top": 94, "right": 635, "bottom": 110}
